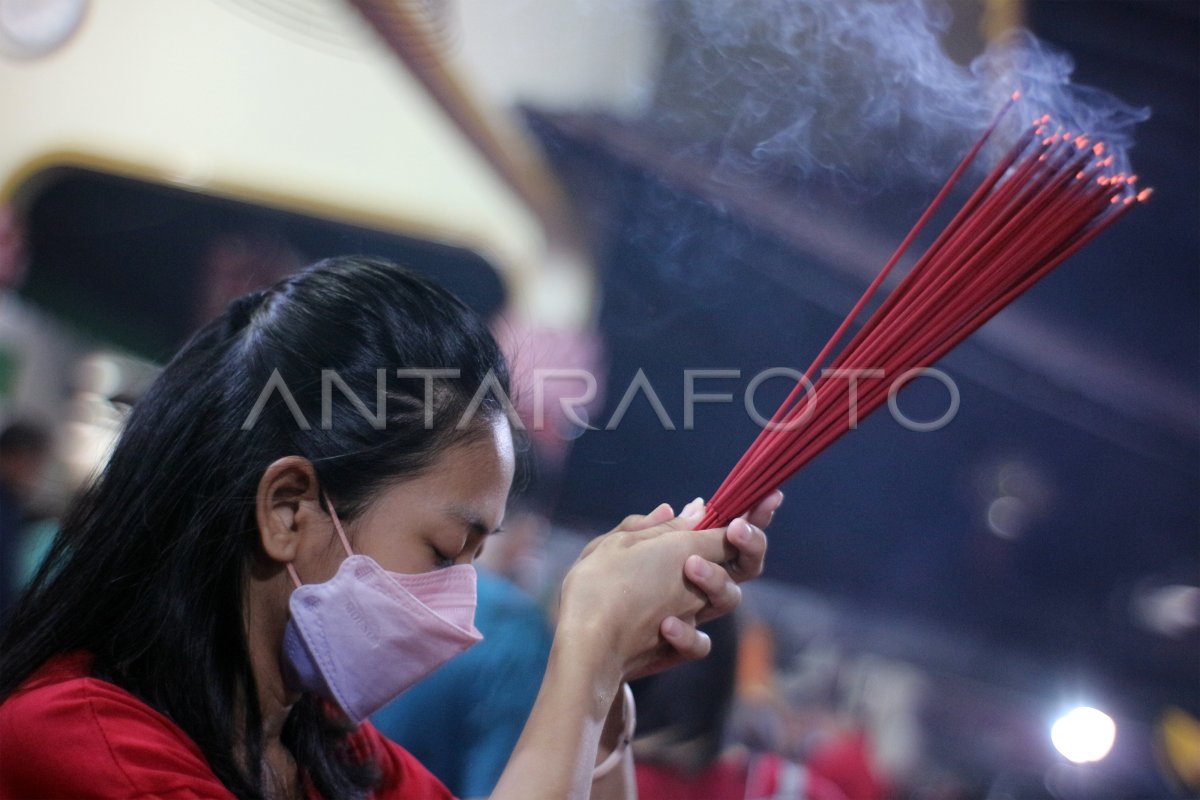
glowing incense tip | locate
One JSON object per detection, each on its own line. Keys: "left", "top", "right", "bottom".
{"left": 1111, "top": 195, "right": 1121, "bottom": 204}
{"left": 1011, "top": 90, "right": 1022, "bottom": 101}
{"left": 1126, "top": 175, "right": 1138, "bottom": 184}
{"left": 1093, "top": 143, "right": 1106, "bottom": 156}
{"left": 1123, "top": 196, "right": 1136, "bottom": 206}
{"left": 1074, "top": 136, "right": 1090, "bottom": 149}
{"left": 1137, "top": 188, "right": 1153, "bottom": 202}
{"left": 1075, "top": 171, "right": 1086, "bottom": 180}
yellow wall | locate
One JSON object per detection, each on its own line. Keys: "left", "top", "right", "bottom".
{"left": 0, "top": 0, "right": 545, "bottom": 277}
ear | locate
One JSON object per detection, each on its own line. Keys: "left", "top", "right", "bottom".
{"left": 255, "top": 456, "right": 321, "bottom": 566}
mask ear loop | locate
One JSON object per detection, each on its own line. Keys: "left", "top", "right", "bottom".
{"left": 285, "top": 494, "right": 355, "bottom": 588}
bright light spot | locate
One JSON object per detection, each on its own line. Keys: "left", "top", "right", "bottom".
{"left": 1051, "top": 707, "right": 1116, "bottom": 763}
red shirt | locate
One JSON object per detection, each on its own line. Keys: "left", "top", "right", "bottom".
{"left": 635, "top": 759, "right": 748, "bottom": 800}
{"left": 0, "top": 653, "right": 454, "bottom": 800}
{"left": 636, "top": 753, "right": 855, "bottom": 800}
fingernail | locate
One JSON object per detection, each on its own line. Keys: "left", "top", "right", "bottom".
{"left": 663, "top": 617, "right": 682, "bottom": 637}
{"left": 681, "top": 497, "right": 705, "bottom": 520}
{"left": 766, "top": 491, "right": 784, "bottom": 512}
{"left": 731, "top": 519, "right": 752, "bottom": 544}
{"left": 653, "top": 502, "right": 673, "bottom": 518}
{"left": 689, "top": 555, "right": 712, "bottom": 578}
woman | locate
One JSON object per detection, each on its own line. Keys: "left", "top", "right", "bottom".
{"left": 0, "top": 256, "right": 778, "bottom": 799}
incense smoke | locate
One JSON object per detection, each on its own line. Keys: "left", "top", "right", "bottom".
{"left": 649, "top": 0, "right": 1149, "bottom": 191}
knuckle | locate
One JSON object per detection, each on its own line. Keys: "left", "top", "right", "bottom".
{"left": 610, "top": 529, "right": 637, "bottom": 548}
{"left": 747, "top": 524, "right": 767, "bottom": 549}
{"left": 698, "top": 565, "right": 726, "bottom": 590}
{"left": 714, "top": 586, "right": 740, "bottom": 614}
{"left": 712, "top": 569, "right": 735, "bottom": 594}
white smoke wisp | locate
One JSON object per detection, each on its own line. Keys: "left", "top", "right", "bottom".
{"left": 981, "top": 29, "right": 1149, "bottom": 174}
{"left": 651, "top": 0, "right": 1149, "bottom": 192}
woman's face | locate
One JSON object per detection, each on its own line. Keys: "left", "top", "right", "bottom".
{"left": 340, "top": 416, "right": 516, "bottom": 574}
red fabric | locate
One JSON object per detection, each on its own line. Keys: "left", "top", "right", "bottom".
{"left": 0, "top": 653, "right": 454, "bottom": 800}
{"left": 635, "top": 759, "right": 747, "bottom": 800}
{"left": 636, "top": 754, "right": 855, "bottom": 800}
{"left": 805, "top": 731, "right": 887, "bottom": 800}
{"left": 744, "top": 752, "right": 849, "bottom": 800}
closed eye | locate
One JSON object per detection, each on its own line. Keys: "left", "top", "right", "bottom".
{"left": 431, "top": 546, "right": 456, "bottom": 569}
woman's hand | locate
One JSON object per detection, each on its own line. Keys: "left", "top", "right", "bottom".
{"left": 493, "top": 493, "right": 781, "bottom": 800}
{"left": 643, "top": 492, "right": 779, "bottom": 677}
{"left": 677, "top": 491, "right": 778, "bottom": 616}
{"left": 558, "top": 491, "right": 780, "bottom": 684}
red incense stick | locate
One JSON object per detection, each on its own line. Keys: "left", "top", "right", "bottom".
{"left": 699, "top": 98, "right": 1149, "bottom": 529}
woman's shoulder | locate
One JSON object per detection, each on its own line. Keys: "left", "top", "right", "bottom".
{"left": 0, "top": 652, "right": 235, "bottom": 799}
{"left": 0, "top": 655, "right": 456, "bottom": 800}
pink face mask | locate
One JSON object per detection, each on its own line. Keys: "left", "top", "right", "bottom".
{"left": 279, "top": 498, "right": 483, "bottom": 724}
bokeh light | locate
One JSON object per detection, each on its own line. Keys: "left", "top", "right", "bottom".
{"left": 1051, "top": 706, "right": 1116, "bottom": 763}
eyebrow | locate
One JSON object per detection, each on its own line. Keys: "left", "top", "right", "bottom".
{"left": 445, "top": 506, "right": 504, "bottom": 536}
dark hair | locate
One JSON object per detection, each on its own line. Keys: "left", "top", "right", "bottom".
{"left": 0, "top": 256, "right": 512, "bottom": 799}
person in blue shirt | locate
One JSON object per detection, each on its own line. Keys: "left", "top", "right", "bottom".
{"left": 371, "top": 565, "right": 554, "bottom": 798}
{"left": 0, "top": 421, "right": 49, "bottom": 616}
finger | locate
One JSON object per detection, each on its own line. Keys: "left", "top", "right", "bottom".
{"left": 623, "top": 502, "right": 710, "bottom": 543}
{"left": 660, "top": 497, "right": 707, "bottom": 533}
{"left": 577, "top": 535, "right": 603, "bottom": 561}
{"left": 578, "top": 502, "right": 688, "bottom": 563}
{"left": 742, "top": 490, "right": 784, "bottom": 531}
{"left": 679, "top": 496, "right": 705, "bottom": 522}
{"left": 616, "top": 502, "right": 675, "bottom": 533}
{"left": 723, "top": 518, "right": 767, "bottom": 582}
{"left": 674, "top": 526, "right": 741, "bottom": 566}
{"left": 628, "top": 506, "right": 676, "bottom": 532}
{"left": 608, "top": 504, "right": 678, "bottom": 554}
{"left": 685, "top": 554, "right": 743, "bottom": 623}
{"left": 660, "top": 616, "right": 712, "bottom": 661}
{"left": 587, "top": 503, "right": 676, "bottom": 559}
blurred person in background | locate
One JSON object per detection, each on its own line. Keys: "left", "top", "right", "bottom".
{"left": 194, "top": 231, "right": 304, "bottom": 330}
{"left": 632, "top": 614, "right": 851, "bottom": 800}
{"left": 371, "top": 503, "right": 555, "bottom": 798}
{"left": 0, "top": 256, "right": 779, "bottom": 800}
{"left": 634, "top": 604, "right": 895, "bottom": 800}
{"left": 0, "top": 420, "right": 50, "bottom": 617}
{"left": 632, "top": 614, "right": 744, "bottom": 799}
{"left": 0, "top": 206, "right": 27, "bottom": 406}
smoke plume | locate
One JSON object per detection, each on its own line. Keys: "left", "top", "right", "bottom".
{"left": 649, "top": 0, "right": 1149, "bottom": 192}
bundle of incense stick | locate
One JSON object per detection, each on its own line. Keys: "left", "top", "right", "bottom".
{"left": 698, "top": 93, "right": 1150, "bottom": 530}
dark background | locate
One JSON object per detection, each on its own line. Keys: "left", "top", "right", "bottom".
{"left": 532, "top": 0, "right": 1197, "bottom": 790}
